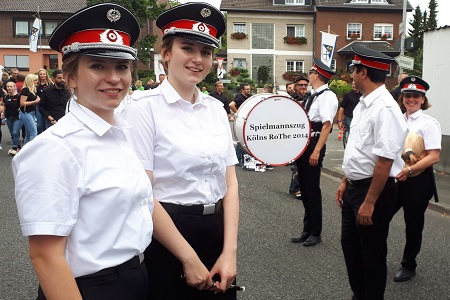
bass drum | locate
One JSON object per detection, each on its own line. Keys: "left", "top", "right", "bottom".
{"left": 232, "top": 94, "right": 310, "bottom": 166}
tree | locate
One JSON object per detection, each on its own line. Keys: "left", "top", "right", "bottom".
{"left": 426, "top": 0, "right": 438, "bottom": 30}
{"left": 86, "top": 0, "right": 167, "bottom": 69}
{"left": 408, "top": 5, "right": 424, "bottom": 58}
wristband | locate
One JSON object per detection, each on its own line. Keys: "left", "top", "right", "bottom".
{"left": 337, "top": 120, "right": 343, "bottom": 123}
{"left": 407, "top": 166, "right": 412, "bottom": 175}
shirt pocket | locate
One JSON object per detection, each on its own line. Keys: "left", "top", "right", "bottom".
{"left": 210, "top": 127, "right": 229, "bottom": 159}
{"left": 354, "top": 120, "right": 372, "bottom": 149}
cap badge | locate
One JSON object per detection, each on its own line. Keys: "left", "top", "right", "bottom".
{"left": 200, "top": 8, "right": 211, "bottom": 18}
{"left": 407, "top": 83, "right": 417, "bottom": 89}
{"left": 107, "top": 8, "right": 121, "bottom": 22}
{"left": 411, "top": 77, "right": 416, "bottom": 82}
{"left": 100, "top": 29, "right": 124, "bottom": 44}
{"left": 192, "top": 22, "right": 210, "bottom": 34}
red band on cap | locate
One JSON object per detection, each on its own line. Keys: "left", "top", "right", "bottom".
{"left": 312, "top": 64, "right": 333, "bottom": 79}
{"left": 60, "top": 29, "right": 131, "bottom": 50}
{"left": 162, "top": 20, "right": 217, "bottom": 38}
{"left": 353, "top": 55, "right": 390, "bottom": 71}
{"left": 402, "top": 83, "right": 426, "bottom": 92}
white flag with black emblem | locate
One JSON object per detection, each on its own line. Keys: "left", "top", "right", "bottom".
{"left": 30, "top": 18, "right": 42, "bottom": 52}
{"left": 320, "top": 31, "right": 338, "bottom": 68}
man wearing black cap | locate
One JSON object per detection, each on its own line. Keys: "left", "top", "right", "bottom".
{"left": 291, "top": 74, "right": 310, "bottom": 104}
{"left": 336, "top": 45, "right": 407, "bottom": 300}
{"left": 291, "top": 59, "right": 338, "bottom": 247}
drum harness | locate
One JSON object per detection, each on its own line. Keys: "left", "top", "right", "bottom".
{"left": 304, "top": 88, "right": 330, "bottom": 138}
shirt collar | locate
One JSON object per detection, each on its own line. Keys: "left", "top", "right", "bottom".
{"left": 360, "top": 84, "right": 386, "bottom": 107}
{"left": 405, "top": 109, "right": 423, "bottom": 121}
{"left": 69, "top": 99, "right": 130, "bottom": 136}
{"left": 311, "top": 83, "right": 328, "bottom": 94}
{"left": 160, "top": 79, "right": 207, "bottom": 108}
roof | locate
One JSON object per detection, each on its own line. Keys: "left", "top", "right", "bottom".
{"left": 337, "top": 41, "right": 399, "bottom": 56}
{"left": 0, "top": 0, "right": 86, "bottom": 13}
{"left": 315, "top": 0, "right": 413, "bottom": 11}
{"left": 221, "top": 0, "right": 315, "bottom": 13}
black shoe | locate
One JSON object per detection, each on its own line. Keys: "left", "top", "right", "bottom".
{"left": 394, "top": 267, "right": 416, "bottom": 282}
{"left": 303, "top": 235, "right": 321, "bottom": 247}
{"left": 291, "top": 232, "right": 310, "bottom": 243}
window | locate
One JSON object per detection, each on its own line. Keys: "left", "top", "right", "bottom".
{"left": 285, "top": 0, "right": 305, "bottom": 4}
{"left": 14, "top": 20, "right": 29, "bottom": 37}
{"left": 287, "top": 25, "right": 305, "bottom": 38}
{"left": 4, "top": 55, "right": 29, "bottom": 71}
{"left": 350, "top": 0, "right": 387, "bottom": 3}
{"left": 374, "top": 23, "right": 393, "bottom": 39}
{"left": 233, "top": 58, "right": 247, "bottom": 69}
{"left": 252, "top": 23, "right": 274, "bottom": 49}
{"left": 233, "top": 23, "right": 246, "bottom": 33}
{"left": 286, "top": 60, "right": 304, "bottom": 72}
{"left": 252, "top": 54, "right": 273, "bottom": 83}
{"left": 347, "top": 23, "right": 362, "bottom": 39}
{"left": 44, "top": 21, "right": 59, "bottom": 37}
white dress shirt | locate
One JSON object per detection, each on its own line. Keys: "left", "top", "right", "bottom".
{"left": 120, "top": 80, "right": 238, "bottom": 205}
{"left": 343, "top": 85, "right": 407, "bottom": 180}
{"left": 404, "top": 110, "right": 441, "bottom": 150}
{"left": 13, "top": 99, "right": 154, "bottom": 278}
{"left": 308, "top": 84, "right": 338, "bottom": 123}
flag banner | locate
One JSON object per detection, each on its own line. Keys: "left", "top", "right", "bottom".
{"left": 320, "top": 31, "right": 338, "bottom": 68}
{"left": 30, "top": 18, "right": 42, "bottom": 52}
{"left": 217, "top": 57, "right": 224, "bottom": 79}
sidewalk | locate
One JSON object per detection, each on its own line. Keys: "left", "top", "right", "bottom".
{"left": 323, "top": 125, "right": 450, "bottom": 215}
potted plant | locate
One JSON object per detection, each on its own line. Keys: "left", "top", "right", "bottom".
{"left": 348, "top": 32, "right": 360, "bottom": 39}
{"left": 283, "top": 36, "right": 307, "bottom": 45}
{"left": 282, "top": 71, "right": 302, "bottom": 81}
{"left": 231, "top": 32, "right": 247, "bottom": 40}
{"left": 229, "top": 68, "right": 241, "bottom": 76}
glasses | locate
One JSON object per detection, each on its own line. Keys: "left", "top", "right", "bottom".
{"left": 296, "top": 84, "right": 308, "bottom": 87}
{"left": 403, "top": 93, "right": 422, "bottom": 99}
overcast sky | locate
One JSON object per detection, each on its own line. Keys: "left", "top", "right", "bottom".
{"left": 179, "top": 0, "right": 449, "bottom": 27}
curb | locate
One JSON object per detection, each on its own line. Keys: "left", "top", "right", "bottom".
{"left": 321, "top": 167, "right": 450, "bottom": 216}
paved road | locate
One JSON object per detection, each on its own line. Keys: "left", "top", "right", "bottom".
{"left": 1, "top": 124, "right": 449, "bottom": 299}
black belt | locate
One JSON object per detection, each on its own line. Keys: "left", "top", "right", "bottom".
{"left": 161, "top": 199, "right": 223, "bottom": 216}
{"left": 77, "top": 253, "right": 144, "bottom": 279}
{"left": 347, "top": 177, "right": 396, "bottom": 186}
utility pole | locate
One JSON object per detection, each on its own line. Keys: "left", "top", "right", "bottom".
{"left": 399, "top": 0, "right": 407, "bottom": 74}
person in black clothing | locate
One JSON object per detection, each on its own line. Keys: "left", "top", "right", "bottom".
{"left": 229, "top": 83, "right": 251, "bottom": 113}
{"left": 19, "top": 74, "right": 39, "bottom": 144}
{"left": 291, "top": 74, "right": 310, "bottom": 104}
{"left": 390, "top": 72, "right": 409, "bottom": 103}
{"left": 0, "top": 88, "right": 4, "bottom": 149}
{"left": 209, "top": 81, "right": 231, "bottom": 120}
{"left": 3, "top": 68, "right": 19, "bottom": 89}
{"left": 337, "top": 81, "right": 362, "bottom": 135}
{"left": 39, "top": 69, "right": 70, "bottom": 130}
{"left": 4, "top": 81, "right": 22, "bottom": 155}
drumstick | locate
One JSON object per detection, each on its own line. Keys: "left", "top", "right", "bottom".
{"left": 180, "top": 274, "right": 245, "bottom": 291}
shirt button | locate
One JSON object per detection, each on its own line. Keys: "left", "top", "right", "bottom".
{"left": 207, "top": 155, "right": 212, "bottom": 160}
{"left": 143, "top": 200, "right": 148, "bottom": 205}
{"left": 204, "top": 179, "right": 208, "bottom": 183}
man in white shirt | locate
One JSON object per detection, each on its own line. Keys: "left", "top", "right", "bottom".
{"left": 335, "top": 45, "right": 407, "bottom": 300}
{"left": 291, "top": 59, "right": 338, "bottom": 247}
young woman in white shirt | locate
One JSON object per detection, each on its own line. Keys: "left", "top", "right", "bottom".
{"left": 121, "top": 3, "right": 239, "bottom": 299}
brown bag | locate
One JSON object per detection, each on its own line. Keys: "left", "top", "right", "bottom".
{"left": 401, "top": 132, "right": 427, "bottom": 177}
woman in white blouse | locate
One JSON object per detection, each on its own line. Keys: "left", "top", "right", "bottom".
{"left": 393, "top": 76, "right": 441, "bottom": 283}
{"left": 121, "top": 3, "right": 239, "bottom": 299}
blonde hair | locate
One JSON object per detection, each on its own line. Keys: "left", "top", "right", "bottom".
{"left": 37, "top": 69, "right": 53, "bottom": 85}
{"left": 24, "top": 74, "right": 38, "bottom": 94}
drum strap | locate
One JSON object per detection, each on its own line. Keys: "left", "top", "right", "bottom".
{"left": 305, "top": 88, "right": 329, "bottom": 113}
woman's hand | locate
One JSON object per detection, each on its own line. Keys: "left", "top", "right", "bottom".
{"left": 35, "top": 96, "right": 41, "bottom": 104}
{"left": 395, "top": 167, "right": 409, "bottom": 182}
{"left": 181, "top": 254, "right": 212, "bottom": 290}
{"left": 208, "top": 251, "right": 237, "bottom": 293}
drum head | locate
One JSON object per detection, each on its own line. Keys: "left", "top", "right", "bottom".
{"left": 234, "top": 95, "right": 310, "bottom": 166}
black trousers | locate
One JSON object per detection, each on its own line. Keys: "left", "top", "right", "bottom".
{"left": 295, "top": 138, "right": 326, "bottom": 236}
{"left": 36, "top": 261, "right": 148, "bottom": 300}
{"left": 145, "top": 207, "right": 237, "bottom": 300}
{"left": 392, "top": 169, "right": 434, "bottom": 270}
{"left": 341, "top": 178, "right": 397, "bottom": 300}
